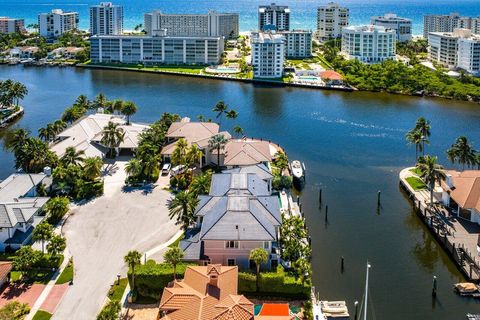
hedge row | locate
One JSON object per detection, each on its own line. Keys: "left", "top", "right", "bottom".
{"left": 127, "top": 261, "right": 194, "bottom": 300}
{"left": 238, "top": 269, "right": 311, "bottom": 299}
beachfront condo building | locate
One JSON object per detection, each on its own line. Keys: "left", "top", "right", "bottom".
{"left": 38, "top": 9, "right": 79, "bottom": 39}
{"left": 341, "top": 25, "right": 396, "bottom": 63}
{"left": 144, "top": 10, "right": 239, "bottom": 39}
{"left": 423, "top": 13, "right": 480, "bottom": 39}
{"left": 279, "top": 30, "right": 312, "bottom": 58}
{"left": 89, "top": 2, "right": 123, "bottom": 36}
{"left": 371, "top": 13, "right": 412, "bottom": 42}
{"left": 316, "top": 2, "right": 349, "bottom": 41}
{"left": 251, "top": 32, "right": 285, "bottom": 78}
{"left": 90, "top": 34, "right": 224, "bottom": 65}
{"left": 428, "top": 29, "right": 480, "bottom": 76}
{"left": 258, "top": 3, "right": 290, "bottom": 32}
{"left": 0, "top": 17, "right": 25, "bottom": 34}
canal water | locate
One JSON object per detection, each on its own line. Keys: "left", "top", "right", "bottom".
{"left": 1, "top": 65, "right": 480, "bottom": 319}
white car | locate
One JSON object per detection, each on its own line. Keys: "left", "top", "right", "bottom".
{"left": 161, "top": 163, "right": 171, "bottom": 176}
{"left": 171, "top": 165, "right": 186, "bottom": 176}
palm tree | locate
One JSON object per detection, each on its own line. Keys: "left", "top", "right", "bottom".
{"left": 142, "top": 155, "right": 160, "bottom": 180}
{"left": 5, "top": 128, "right": 30, "bottom": 154}
{"left": 124, "top": 250, "right": 142, "bottom": 291}
{"left": 101, "top": 122, "right": 125, "bottom": 158}
{"left": 112, "top": 99, "right": 124, "bottom": 115}
{"left": 171, "top": 138, "right": 188, "bottom": 166}
{"left": 74, "top": 94, "right": 91, "bottom": 110}
{"left": 208, "top": 134, "right": 228, "bottom": 170}
{"left": 125, "top": 158, "right": 142, "bottom": 178}
{"left": 186, "top": 144, "right": 203, "bottom": 167}
{"left": 168, "top": 191, "right": 199, "bottom": 230}
{"left": 274, "top": 151, "right": 289, "bottom": 172}
{"left": 38, "top": 125, "right": 54, "bottom": 142}
{"left": 414, "top": 117, "right": 431, "bottom": 154}
{"left": 61, "top": 146, "right": 85, "bottom": 166}
{"left": 52, "top": 120, "right": 67, "bottom": 135}
{"left": 32, "top": 222, "right": 53, "bottom": 254}
{"left": 16, "top": 138, "right": 58, "bottom": 173}
{"left": 446, "top": 136, "right": 477, "bottom": 171}
{"left": 47, "top": 234, "right": 66, "bottom": 256}
{"left": 163, "top": 247, "right": 184, "bottom": 280}
{"left": 476, "top": 153, "right": 480, "bottom": 170}
{"left": 249, "top": 248, "right": 268, "bottom": 292}
{"left": 82, "top": 157, "right": 103, "bottom": 181}
{"left": 10, "top": 81, "right": 28, "bottom": 107}
{"left": 225, "top": 109, "right": 238, "bottom": 120}
{"left": 121, "top": 101, "right": 137, "bottom": 125}
{"left": 212, "top": 101, "right": 228, "bottom": 123}
{"left": 233, "top": 125, "right": 244, "bottom": 138}
{"left": 94, "top": 93, "right": 108, "bottom": 111}
{"left": 416, "top": 155, "right": 446, "bottom": 206}
{"left": 189, "top": 171, "right": 212, "bottom": 196}
{"left": 406, "top": 129, "right": 424, "bottom": 161}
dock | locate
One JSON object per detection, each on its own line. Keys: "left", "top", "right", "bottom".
{"left": 0, "top": 107, "right": 24, "bottom": 128}
{"left": 399, "top": 168, "right": 480, "bottom": 282}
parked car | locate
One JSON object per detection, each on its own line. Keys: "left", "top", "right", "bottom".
{"left": 171, "top": 164, "right": 186, "bottom": 176}
{"left": 161, "top": 163, "right": 171, "bottom": 176}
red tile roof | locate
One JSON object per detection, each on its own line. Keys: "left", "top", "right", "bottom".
{"left": 0, "top": 262, "right": 12, "bottom": 281}
{"left": 320, "top": 70, "right": 343, "bottom": 81}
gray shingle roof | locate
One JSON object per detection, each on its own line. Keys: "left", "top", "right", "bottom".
{"left": 209, "top": 173, "right": 269, "bottom": 196}
{"left": 222, "top": 164, "right": 273, "bottom": 181}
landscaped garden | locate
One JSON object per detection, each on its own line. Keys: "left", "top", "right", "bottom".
{"left": 405, "top": 176, "right": 427, "bottom": 191}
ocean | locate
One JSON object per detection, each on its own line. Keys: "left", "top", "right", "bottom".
{"left": 1, "top": 0, "right": 480, "bottom": 36}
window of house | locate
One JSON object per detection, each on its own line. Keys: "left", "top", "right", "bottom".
{"left": 225, "top": 241, "right": 239, "bottom": 249}
{"left": 263, "top": 241, "right": 270, "bottom": 250}
{"left": 227, "top": 259, "right": 236, "bottom": 266}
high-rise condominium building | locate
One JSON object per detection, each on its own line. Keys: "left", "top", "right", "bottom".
{"left": 428, "top": 29, "right": 480, "bottom": 76}
{"left": 423, "top": 13, "right": 480, "bottom": 38}
{"left": 251, "top": 32, "right": 285, "bottom": 78}
{"left": 90, "top": 2, "right": 123, "bottom": 35}
{"left": 0, "top": 17, "right": 25, "bottom": 34}
{"left": 144, "top": 10, "right": 238, "bottom": 39}
{"left": 341, "top": 25, "right": 396, "bottom": 63}
{"left": 371, "top": 13, "right": 412, "bottom": 42}
{"left": 279, "top": 30, "right": 312, "bottom": 58}
{"left": 258, "top": 3, "right": 290, "bottom": 32}
{"left": 316, "top": 2, "right": 349, "bottom": 40}
{"left": 90, "top": 34, "right": 224, "bottom": 65}
{"left": 39, "top": 9, "right": 79, "bottom": 39}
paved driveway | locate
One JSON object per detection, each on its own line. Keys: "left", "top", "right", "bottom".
{"left": 53, "top": 161, "right": 179, "bottom": 320}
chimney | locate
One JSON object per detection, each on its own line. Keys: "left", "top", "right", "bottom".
{"left": 207, "top": 264, "right": 221, "bottom": 287}
{"left": 43, "top": 166, "right": 52, "bottom": 177}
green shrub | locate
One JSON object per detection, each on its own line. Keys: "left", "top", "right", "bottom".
{"left": 238, "top": 272, "right": 256, "bottom": 292}
{"left": 34, "top": 254, "right": 64, "bottom": 269}
{"left": 74, "top": 180, "right": 104, "bottom": 200}
{"left": 129, "top": 262, "right": 194, "bottom": 300}
{"left": 97, "top": 300, "right": 121, "bottom": 320}
{"left": 272, "top": 175, "right": 293, "bottom": 190}
{"left": 0, "top": 301, "right": 30, "bottom": 320}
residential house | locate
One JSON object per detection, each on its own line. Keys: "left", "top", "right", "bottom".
{"left": 48, "top": 47, "right": 84, "bottom": 60}
{"left": 50, "top": 113, "right": 148, "bottom": 158}
{"left": 441, "top": 170, "right": 480, "bottom": 224}
{"left": 161, "top": 118, "right": 230, "bottom": 167}
{"left": 320, "top": 70, "right": 344, "bottom": 86}
{"left": 9, "top": 46, "right": 39, "bottom": 59}
{"left": 213, "top": 138, "right": 280, "bottom": 169}
{"left": 0, "top": 172, "right": 51, "bottom": 251}
{"left": 180, "top": 171, "right": 282, "bottom": 270}
{"left": 159, "top": 264, "right": 254, "bottom": 320}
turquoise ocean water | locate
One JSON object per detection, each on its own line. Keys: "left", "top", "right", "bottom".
{"left": 1, "top": 0, "right": 480, "bottom": 35}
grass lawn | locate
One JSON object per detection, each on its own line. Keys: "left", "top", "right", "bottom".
{"left": 89, "top": 62, "right": 205, "bottom": 74}
{"left": 32, "top": 310, "right": 52, "bottom": 320}
{"left": 409, "top": 168, "right": 422, "bottom": 176}
{"left": 168, "top": 233, "right": 185, "bottom": 248}
{"left": 10, "top": 271, "right": 22, "bottom": 282}
{"left": 406, "top": 176, "right": 427, "bottom": 191}
{"left": 56, "top": 262, "right": 73, "bottom": 285}
{"left": 107, "top": 278, "right": 128, "bottom": 302}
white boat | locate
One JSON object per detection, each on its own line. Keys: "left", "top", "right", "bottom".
{"left": 291, "top": 160, "right": 304, "bottom": 179}
{"left": 320, "top": 301, "right": 349, "bottom": 318}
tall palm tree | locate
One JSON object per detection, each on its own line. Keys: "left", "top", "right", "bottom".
{"left": 171, "top": 138, "right": 188, "bottom": 166}
{"left": 11, "top": 81, "right": 28, "bottom": 107}
{"left": 416, "top": 155, "right": 446, "bottom": 206}
{"left": 163, "top": 247, "right": 184, "bottom": 280}
{"left": 101, "top": 121, "right": 125, "bottom": 158}
{"left": 225, "top": 109, "right": 238, "bottom": 120}
{"left": 38, "top": 125, "right": 54, "bottom": 142}
{"left": 233, "top": 125, "right": 244, "bottom": 138}
{"left": 5, "top": 128, "right": 30, "bottom": 154}
{"left": 124, "top": 250, "right": 142, "bottom": 291}
{"left": 52, "top": 120, "right": 67, "bottom": 135}
{"left": 414, "top": 117, "right": 431, "bottom": 155}
{"left": 168, "top": 191, "right": 199, "bottom": 230}
{"left": 125, "top": 158, "right": 142, "bottom": 178}
{"left": 212, "top": 101, "right": 228, "bottom": 123}
{"left": 82, "top": 157, "right": 103, "bottom": 181}
{"left": 32, "top": 222, "right": 53, "bottom": 254}
{"left": 186, "top": 144, "right": 203, "bottom": 168}
{"left": 208, "top": 134, "right": 228, "bottom": 170}
{"left": 189, "top": 171, "right": 212, "bottom": 196}
{"left": 249, "top": 248, "right": 268, "bottom": 292}
{"left": 74, "top": 94, "right": 91, "bottom": 110}
{"left": 61, "top": 146, "right": 85, "bottom": 166}
{"left": 16, "top": 138, "right": 58, "bottom": 173}
{"left": 121, "top": 101, "right": 137, "bottom": 125}
{"left": 94, "top": 93, "right": 108, "bottom": 111}
{"left": 446, "top": 136, "right": 477, "bottom": 171}
{"left": 406, "top": 129, "right": 424, "bottom": 161}
{"left": 112, "top": 99, "right": 124, "bottom": 115}
{"left": 142, "top": 155, "right": 160, "bottom": 180}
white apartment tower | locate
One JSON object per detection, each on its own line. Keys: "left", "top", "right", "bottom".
{"left": 316, "top": 2, "right": 349, "bottom": 40}
{"left": 144, "top": 10, "right": 239, "bottom": 39}
{"left": 341, "top": 25, "right": 396, "bottom": 63}
{"left": 280, "top": 30, "right": 312, "bottom": 58}
{"left": 428, "top": 29, "right": 480, "bottom": 76}
{"left": 0, "top": 17, "right": 25, "bottom": 34}
{"left": 422, "top": 13, "right": 480, "bottom": 39}
{"left": 90, "top": 2, "right": 123, "bottom": 36}
{"left": 258, "top": 3, "right": 290, "bottom": 32}
{"left": 371, "top": 13, "right": 412, "bottom": 42}
{"left": 39, "top": 9, "right": 79, "bottom": 39}
{"left": 251, "top": 32, "right": 285, "bottom": 78}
